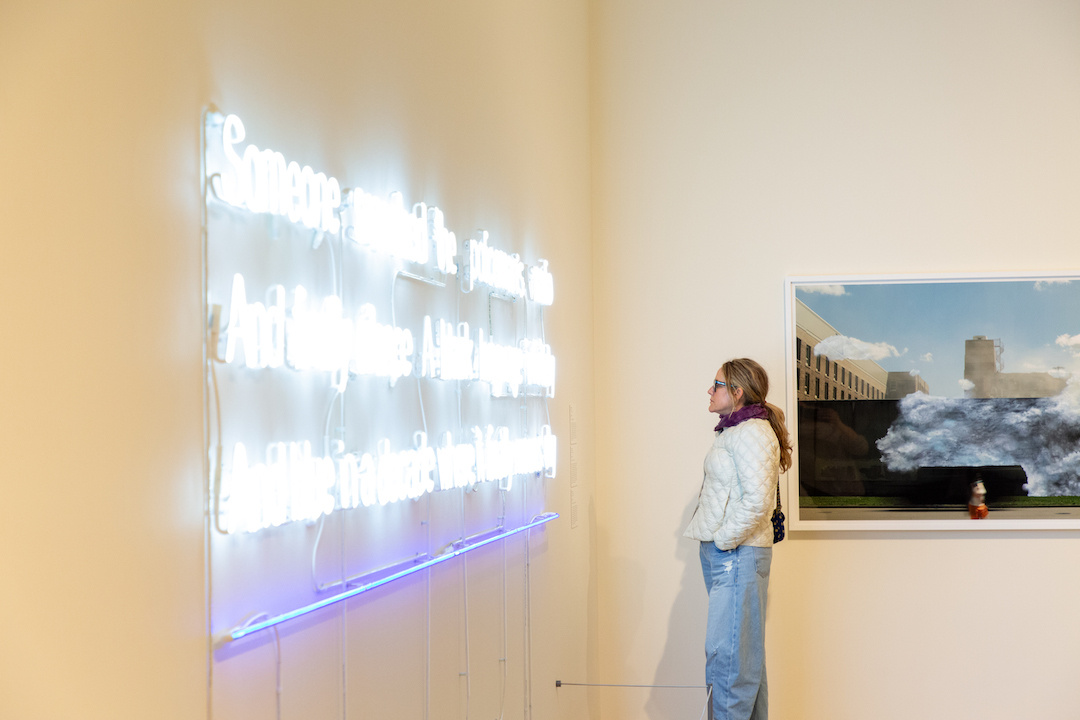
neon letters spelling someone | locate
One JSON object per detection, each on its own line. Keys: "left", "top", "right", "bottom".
{"left": 219, "top": 114, "right": 341, "bottom": 233}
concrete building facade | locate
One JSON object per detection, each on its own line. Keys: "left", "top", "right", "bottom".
{"left": 795, "top": 298, "right": 891, "bottom": 401}
{"left": 964, "top": 335, "right": 1067, "bottom": 398}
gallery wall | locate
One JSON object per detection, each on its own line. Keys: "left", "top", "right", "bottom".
{"left": 0, "top": 1, "right": 596, "bottom": 719}
{"left": 7, "top": 1, "right": 1080, "bottom": 719}
{"left": 590, "top": 1, "right": 1080, "bottom": 719}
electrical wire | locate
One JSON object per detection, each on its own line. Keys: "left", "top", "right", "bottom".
{"left": 233, "top": 613, "right": 284, "bottom": 720}
{"left": 273, "top": 626, "right": 283, "bottom": 720}
{"left": 416, "top": 373, "right": 428, "bottom": 437}
{"left": 311, "top": 516, "right": 327, "bottom": 588}
{"left": 540, "top": 306, "right": 551, "bottom": 428}
{"left": 201, "top": 106, "right": 215, "bottom": 720}
{"left": 324, "top": 229, "right": 339, "bottom": 297}
{"left": 462, "top": 551, "right": 472, "bottom": 720}
{"left": 392, "top": 255, "right": 439, "bottom": 720}
{"left": 497, "top": 489, "right": 508, "bottom": 720}
{"left": 555, "top": 681, "right": 713, "bottom": 719}
{"left": 452, "top": 291, "right": 463, "bottom": 720}
{"left": 333, "top": 222, "right": 348, "bottom": 720}
{"left": 425, "top": 494, "right": 432, "bottom": 720}
{"left": 208, "top": 361, "right": 229, "bottom": 536}
{"left": 390, "top": 269, "right": 400, "bottom": 330}
{"left": 340, "top": 563, "right": 348, "bottom": 720}
{"left": 523, "top": 505, "right": 532, "bottom": 720}
{"left": 555, "top": 682, "right": 708, "bottom": 689}
{"left": 524, "top": 302, "right": 533, "bottom": 720}
{"left": 309, "top": 209, "right": 352, "bottom": 592}
{"left": 459, "top": 483, "right": 472, "bottom": 720}
{"left": 698, "top": 686, "right": 713, "bottom": 720}
{"left": 311, "top": 389, "right": 344, "bottom": 591}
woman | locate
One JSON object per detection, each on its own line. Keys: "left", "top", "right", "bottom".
{"left": 684, "top": 358, "right": 792, "bottom": 720}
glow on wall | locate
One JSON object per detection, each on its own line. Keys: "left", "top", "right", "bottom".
{"left": 202, "top": 110, "right": 559, "bottom": 641}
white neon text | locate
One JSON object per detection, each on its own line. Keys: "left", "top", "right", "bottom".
{"left": 219, "top": 441, "right": 338, "bottom": 534}
{"left": 465, "top": 232, "right": 526, "bottom": 297}
{"left": 342, "top": 190, "right": 460, "bottom": 272}
{"left": 527, "top": 260, "right": 554, "bottom": 306}
{"left": 220, "top": 115, "right": 341, "bottom": 234}
{"left": 431, "top": 207, "right": 459, "bottom": 275}
{"left": 418, "top": 317, "right": 556, "bottom": 397}
{"left": 344, "top": 189, "right": 430, "bottom": 264}
{"left": 420, "top": 317, "right": 475, "bottom": 381}
{"left": 221, "top": 275, "right": 414, "bottom": 385}
{"left": 522, "top": 338, "right": 556, "bottom": 396}
{"left": 220, "top": 427, "right": 557, "bottom": 533}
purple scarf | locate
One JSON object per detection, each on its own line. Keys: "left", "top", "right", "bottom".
{"left": 714, "top": 403, "right": 768, "bottom": 432}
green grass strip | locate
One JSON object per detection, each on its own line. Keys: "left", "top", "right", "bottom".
{"left": 801, "top": 496, "right": 1080, "bottom": 508}
{"left": 800, "top": 497, "right": 906, "bottom": 508}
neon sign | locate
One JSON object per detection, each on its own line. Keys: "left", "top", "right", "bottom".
{"left": 206, "top": 112, "right": 558, "bottom": 538}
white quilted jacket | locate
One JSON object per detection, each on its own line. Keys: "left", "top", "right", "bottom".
{"left": 683, "top": 418, "right": 780, "bottom": 550}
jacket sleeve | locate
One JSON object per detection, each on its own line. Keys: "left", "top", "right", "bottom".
{"left": 713, "top": 422, "right": 779, "bottom": 550}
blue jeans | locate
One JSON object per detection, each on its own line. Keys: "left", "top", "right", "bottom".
{"left": 699, "top": 542, "right": 771, "bottom": 720}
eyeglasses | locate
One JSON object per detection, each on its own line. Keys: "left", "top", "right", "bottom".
{"left": 712, "top": 380, "right": 729, "bottom": 392}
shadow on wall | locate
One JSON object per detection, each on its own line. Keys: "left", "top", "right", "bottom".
{"left": 644, "top": 497, "right": 711, "bottom": 720}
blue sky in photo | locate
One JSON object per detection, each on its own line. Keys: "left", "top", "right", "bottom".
{"left": 796, "top": 278, "right": 1080, "bottom": 398}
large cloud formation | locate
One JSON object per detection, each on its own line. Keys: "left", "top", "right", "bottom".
{"left": 877, "top": 389, "right": 1080, "bottom": 496}
{"left": 815, "top": 334, "right": 901, "bottom": 362}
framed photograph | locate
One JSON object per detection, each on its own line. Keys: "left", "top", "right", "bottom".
{"left": 786, "top": 272, "right": 1080, "bottom": 530}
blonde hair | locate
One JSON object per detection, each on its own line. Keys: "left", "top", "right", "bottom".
{"left": 721, "top": 357, "right": 793, "bottom": 472}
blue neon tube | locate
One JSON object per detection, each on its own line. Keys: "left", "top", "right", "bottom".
{"left": 221, "top": 512, "right": 558, "bottom": 644}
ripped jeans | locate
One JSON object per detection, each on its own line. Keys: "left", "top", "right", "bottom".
{"left": 699, "top": 542, "right": 771, "bottom": 720}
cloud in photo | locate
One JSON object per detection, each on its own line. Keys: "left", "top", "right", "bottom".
{"left": 801, "top": 285, "right": 846, "bottom": 296}
{"left": 815, "top": 334, "right": 901, "bottom": 362}
{"left": 1036, "top": 279, "right": 1072, "bottom": 290}
{"left": 958, "top": 378, "right": 975, "bottom": 391}
{"left": 921, "top": 353, "right": 933, "bottom": 363}
{"left": 878, "top": 389, "right": 1080, "bottom": 496}
{"left": 1056, "top": 333, "right": 1080, "bottom": 355}
{"left": 1016, "top": 343, "right": 1080, "bottom": 375}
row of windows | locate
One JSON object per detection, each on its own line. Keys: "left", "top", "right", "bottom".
{"left": 796, "top": 337, "right": 884, "bottom": 400}
{"left": 800, "top": 370, "right": 883, "bottom": 400}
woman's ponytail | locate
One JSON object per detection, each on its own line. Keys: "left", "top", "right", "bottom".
{"left": 722, "top": 358, "right": 793, "bottom": 472}
{"left": 764, "top": 402, "right": 792, "bottom": 473}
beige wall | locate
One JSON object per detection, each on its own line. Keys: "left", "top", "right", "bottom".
{"left": 6, "top": 1, "right": 1080, "bottom": 719}
{"left": 592, "top": 1, "right": 1080, "bottom": 719}
{"left": 0, "top": 2, "right": 595, "bottom": 719}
